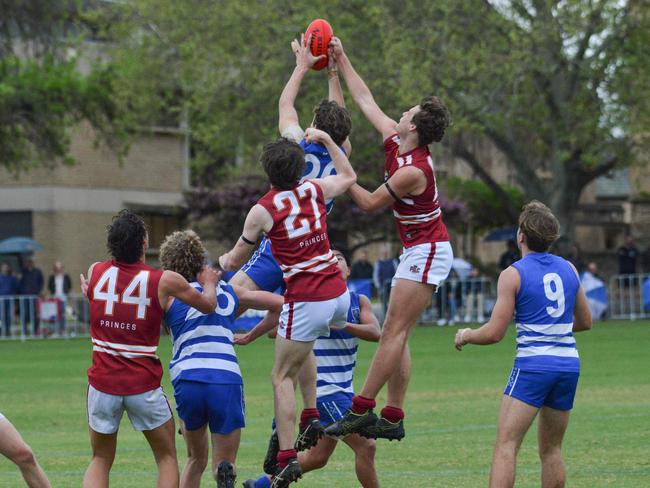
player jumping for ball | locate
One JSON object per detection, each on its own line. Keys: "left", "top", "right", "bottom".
{"left": 228, "top": 33, "right": 353, "bottom": 476}
{"left": 81, "top": 210, "right": 220, "bottom": 488}
{"left": 219, "top": 130, "right": 356, "bottom": 487}
{"left": 455, "top": 201, "right": 592, "bottom": 488}
{"left": 324, "top": 37, "right": 453, "bottom": 441}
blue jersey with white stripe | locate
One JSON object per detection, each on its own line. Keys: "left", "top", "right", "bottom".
{"left": 512, "top": 253, "right": 581, "bottom": 373}
{"left": 314, "top": 291, "right": 360, "bottom": 399}
{"left": 299, "top": 139, "right": 345, "bottom": 214}
{"left": 165, "top": 281, "right": 242, "bottom": 385}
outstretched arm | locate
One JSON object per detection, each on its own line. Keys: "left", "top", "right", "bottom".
{"left": 349, "top": 165, "right": 426, "bottom": 212}
{"left": 327, "top": 54, "right": 352, "bottom": 156}
{"left": 219, "top": 204, "right": 273, "bottom": 272}
{"left": 232, "top": 285, "right": 283, "bottom": 316}
{"left": 234, "top": 311, "right": 280, "bottom": 345}
{"left": 454, "top": 267, "right": 518, "bottom": 350}
{"left": 279, "top": 34, "right": 326, "bottom": 139}
{"left": 344, "top": 295, "right": 381, "bottom": 342}
{"left": 330, "top": 37, "right": 396, "bottom": 140}
{"left": 305, "top": 128, "right": 356, "bottom": 199}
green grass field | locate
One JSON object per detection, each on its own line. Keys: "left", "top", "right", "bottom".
{"left": 1, "top": 321, "right": 649, "bottom": 487}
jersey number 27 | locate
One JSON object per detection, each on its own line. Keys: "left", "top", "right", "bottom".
{"left": 273, "top": 181, "right": 322, "bottom": 239}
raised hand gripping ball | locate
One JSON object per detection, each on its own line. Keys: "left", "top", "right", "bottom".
{"left": 304, "top": 19, "right": 333, "bottom": 71}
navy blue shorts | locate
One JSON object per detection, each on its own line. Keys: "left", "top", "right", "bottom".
{"left": 317, "top": 392, "right": 353, "bottom": 427}
{"left": 174, "top": 380, "right": 245, "bottom": 434}
{"left": 504, "top": 368, "right": 579, "bottom": 411}
{"left": 240, "top": 237, "right": 285, "bottom": 293}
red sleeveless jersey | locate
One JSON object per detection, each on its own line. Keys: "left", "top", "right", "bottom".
{"left": 87, "top": 260, "right": 164, "bottom": 395}
{"left": 384, "top": 134, "right": 450, "bottom": 247}
{"left": 257, "top": 180, "right": 346, "bottom": 302}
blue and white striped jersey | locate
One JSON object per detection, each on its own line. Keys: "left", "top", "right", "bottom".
{"left": 165, "top": 281, "right": 242, "bottom": 385}
{"left": 512, "top": 253, "right": 581, "bottom": 373}
{"left": 314, "top": 291, "right": 361, "bottom": 399}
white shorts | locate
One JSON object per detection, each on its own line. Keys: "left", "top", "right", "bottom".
{"left": 0, "top": 412, "right": 4, "bottom": 421}
{"left": 87, "top": 384, "right": 172, "bottom": 434}
{"left": 278, "top": 291, "right": 350, "bottom": 342}
{"left": 392, "top": 241, "right": 453, "bottom": 288}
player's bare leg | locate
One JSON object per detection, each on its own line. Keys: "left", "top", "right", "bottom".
{"left": 179, "top": 422, "right": 208, "bottom": 488}
{"left": 538, "top": 407, "right": 570, "bottom": 488}
{"left": 211, "top": 429, "right": 240, "bottom": 486}
{"left": 0, "top": 418, "right": 51, "bottom": 488}
{"left": 296, "top": 436, "right": 337, "bottom": 473}
{"left": 489, "top": 395, "right": 538, "bottom": 488}
{"left": 362, "top": 279, "right": 432, "bottom": 401}
{"left": 83, "top": 429, "right": 117, "bottom": 488}
{"left": 386, "top": 344, "right": 412, "bottom": 409}
{"left": 271, "top": 336, "right": 315, "bottom": 484}
{"left": 343, "top": 434, "right": 379, "bottom": 488}
{"left": 297, "top": 353, "right": 317, "bottom": 410}
{"left": 143, "top": 418, "right": 179, "bottom": 488}
{"left": 326, "top": 279, "right": 432, "bottom": 440}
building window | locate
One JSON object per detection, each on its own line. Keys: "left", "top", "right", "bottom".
{"left": 0, "top": 211, "right": 32, "bottom": 241}
{"left": 140, "top": 212, "right": 183, "bottom": 249}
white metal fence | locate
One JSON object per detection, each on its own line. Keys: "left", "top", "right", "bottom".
{"left": 420, "top": 278, "right": 496, "bottom": 325}
{"left": 0, "top": 274, "right": 647, "bottom": 340}
{"left": 0, "top": 294, "right": 90, "bottom": 340}
{"left": 608, "top": 273, "right": 650, "bottom": 320}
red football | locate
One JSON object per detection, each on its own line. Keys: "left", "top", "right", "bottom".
{"left": 304, "top": 19, "right": 333, "bottom": 71}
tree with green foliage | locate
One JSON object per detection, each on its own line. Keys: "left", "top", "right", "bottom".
{"left": 0, "top": 0, "right": 127, "bottom": 173}
{"left": 106, "top": 0, "right": 648, "bottom": 242}
{"left": 380, "top": 0, "right": 650, "bottom": 237}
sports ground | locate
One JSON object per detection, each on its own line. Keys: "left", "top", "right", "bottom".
{"left": 0, "top": 321, "right": 648, "bottom": 487}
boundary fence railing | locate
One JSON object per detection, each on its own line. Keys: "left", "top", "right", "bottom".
{"left": 1, "top": 273, "right": 647, "bottom": 340}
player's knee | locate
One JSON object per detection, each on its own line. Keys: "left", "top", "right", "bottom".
{"left": 11, "top": 444, "right": 36, "bottom": 468}
{"left": 355, "top": 439, "right": 376, "bottom": 461}
{"left": 188, "top": 451, "right": 209, "bottom": 471}
{"left": 538, "top": 443, "right": 562, "bottom": 462}
{"left": 311, "top": 451, "right": 330, "bottom": 469}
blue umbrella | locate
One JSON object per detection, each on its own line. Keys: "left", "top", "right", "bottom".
{"left": 483, "top": 227, "right": 517, "bottom": 242}
{"left": 0, "top": 237, "right": 44, "bottom": 254}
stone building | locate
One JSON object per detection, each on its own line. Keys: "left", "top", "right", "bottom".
{"left": 0, "top": 122, "right": 188, "bottom": 290}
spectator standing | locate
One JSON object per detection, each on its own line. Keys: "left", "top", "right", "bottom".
{"left": 617, "top": 235, "right": 639, "bottom": 288}
{"left": 567, "top": 244, "right": 585, "bottom": 274}
{"left": 48, "top": 261, "right": 71, "bottom": 336}
{"left": 0, "top": 263, "right": 19, "bottom": 337}
{"left": 436, "top": 269, "right": 461, "bottom": 326}
{"left": 373, "top": 249, "right": 397, "bottom": 313}
{"left": 350, "top": 251, "right": 374, "bottom": 280}
{"left": 498, "top": 240, "right": 520, "bottom": 270}
{"left": 19, "top": 258, "right": 44, "bottom": 336}
{"left": 463, "top": 268, "right": 486, "bottom": 323}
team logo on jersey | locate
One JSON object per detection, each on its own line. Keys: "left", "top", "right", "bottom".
{"left": 351, "top": 307, "right": 361, "bottom": 324}
{"left": 410, "top": 265, "right": 421, "bottom": 274}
